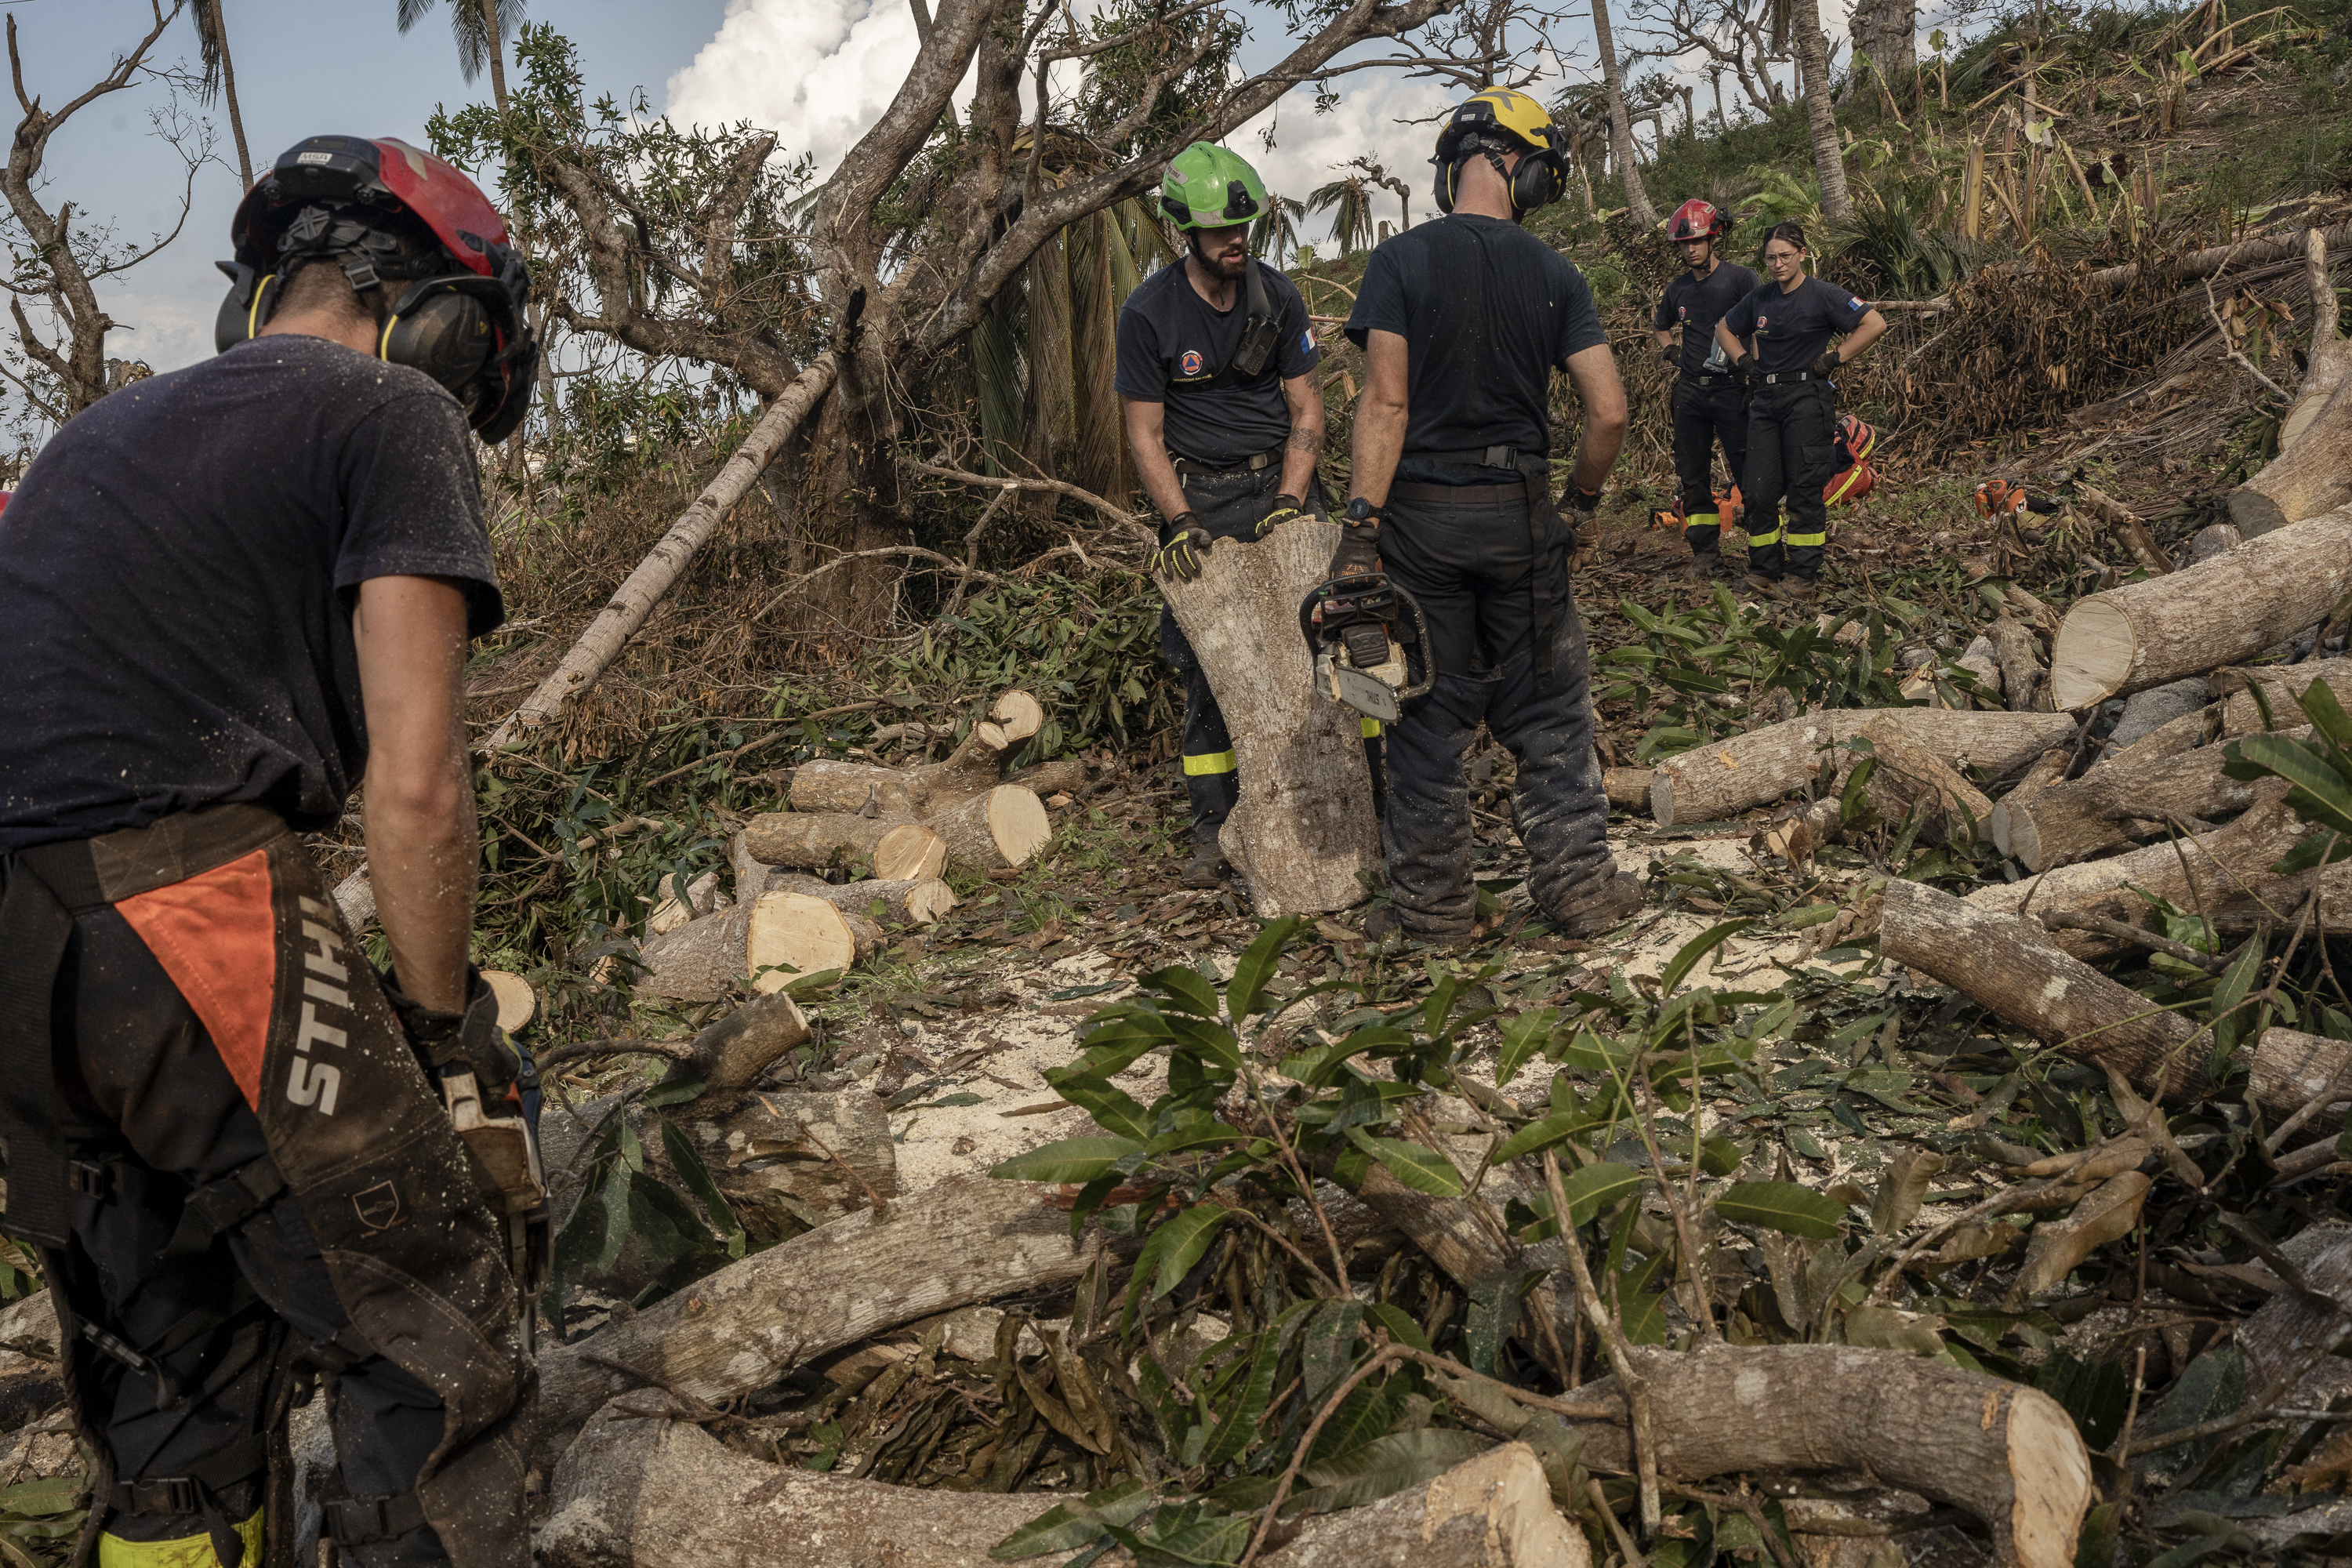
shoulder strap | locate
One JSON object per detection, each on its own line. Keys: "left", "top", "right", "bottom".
{"left": 1204, "top": 260, "right": 1280, "bottom": 388}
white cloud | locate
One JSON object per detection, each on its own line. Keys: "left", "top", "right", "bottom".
{"left": 1232, "top": 74, "right": 1461, "bottom": 245}
{"left": 665, "top": 0, "right": 926, "bottom": 174}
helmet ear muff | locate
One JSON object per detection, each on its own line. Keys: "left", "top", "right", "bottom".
{"left": 379, "top": 278, "right": 496, "bottom": 408}
{"left": 1510, "top": 149, "right": 1564, "bottom": 216}
{"left": 212, "top": 263, "right": 281, "bottom": 353}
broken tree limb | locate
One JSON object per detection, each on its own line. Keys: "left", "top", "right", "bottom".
{"left": 768, "top": 873, "right": 958, "bottom": 925}
{"left": 1880, "top": 877, "right": 2208, "bottom": 1099}
{"left": 1649, "top": 710, "right": 2075, "bottom": 827}
{"left": 532, "top": 1174, "right": 1118, "bottom": 1468}
{"left": 482, "top": 351, "right": 841, "bottom": 753}
{"left": 539, "top": 1409, "right": 1584, "bottom": 1568}
{"left": 1158, "top": 521, "right": 1379, "bottom": 916}
{"left": 2076, "top": 485, "right": 2176, "bottom": 576}
{"left": 2251, "top": 1027, "right": 2350, "bottom": 1145}
{"left": 637, "top": 891, "right": 880, "bottom": 1000}
{"left": 1530, "top": 1345, "right": 2091, "bottom": 1568}
{"left": 1991, "top": 726, "right": 2308, "bottom": 871}
{"left": 789, "top": 691, "right": 1049, "bottom": 815}
{"left": 2048, "top": 509, "right": 2352, "bottom": 710}
{"left": 1857, "top": 716, "right": 1994, "bottom": 844}
{"left": 1984, "top": 617, "right": 2048, "bottom": 712}
{"left": 2232, "top": 379, "right": 2352, "bottom": 535}
{"left": 2279, "top": 228, "right": 2352, "bottom": 453}
{"left": 685, "top": 991, "right": 809, "bottom": 1091}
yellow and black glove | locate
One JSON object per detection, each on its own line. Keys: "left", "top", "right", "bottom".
{"left": 1149, "top": 517, "right": 1210, "bottom": 582}
{"left": 1254, "top": 494, "right": 1305, "bottom": 539}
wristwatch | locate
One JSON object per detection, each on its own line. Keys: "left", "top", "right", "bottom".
{"left": 1344, "top": 497, "right": 1381, "bottom": 528}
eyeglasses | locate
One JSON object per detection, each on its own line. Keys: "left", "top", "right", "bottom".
{"left": 1762, "top": 249, "right": 1802, "bottom": 264}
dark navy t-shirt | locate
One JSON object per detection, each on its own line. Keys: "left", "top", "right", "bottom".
{"left": 1721, "top": 275, "right": 1871, "bottom": 376}
{"left": 1114, "top": 258, "right": 1319, "bottom": 468}
{"left": 0, "top": 335, "right": 501, "bottom": 851}
{"left": 1345, "top": 215, "right": 1607, "bottom": 485}
{"left": 1655, "top": 261, "right": 1761, "bottom": 375}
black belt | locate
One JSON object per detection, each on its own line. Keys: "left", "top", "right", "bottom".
{"left": 1690, "top": 372, "right": 1738, "bottom": 386}
{"left": 1757, "top": 369, "right": 1820, "bottom": 384}
{"left": 1171, "top": 447, "right": 1282, "bottom": 476}
{"left": 1408, "top": 445, "right": 1531, "bottom": 469}
{"left": 1388, "top": 480, "right": 1527, "bottom": 505}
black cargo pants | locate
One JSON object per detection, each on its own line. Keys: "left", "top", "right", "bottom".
{"left": 1376, "top": 481, "right": 1615, "bottom": 938}
{"left": 1671, "top": 375, "right": 1747, "bottom": 559}
{"left": 1743, "top": 376, "right": 1836, "bottom": 581}
{"left": 1160, "top": 460, "right": 1385, "bottom": 844}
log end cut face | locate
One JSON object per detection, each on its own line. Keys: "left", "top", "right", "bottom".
{"left": 2005, "top": 1386, "right": 2095, "bottom": 1568}
{"left": 2049, "top": 597, "right": 2136, "bottom": 711}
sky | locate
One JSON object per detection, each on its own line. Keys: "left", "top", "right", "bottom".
{"left": 21, "top": 0, "right": 1885, "bottom": 382}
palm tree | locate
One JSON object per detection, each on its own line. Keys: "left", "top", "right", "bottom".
{"left": 1250, "top": 194, "right": 1307, "bottom": 267}
{"left": 1589, "top": 0, "right": 1660, "bottom": 226}
{"left": 1306, "top": 176, "right": 1376, "bottom": 256}
{"left": 192, "top": 1, "right": 252, "bottom": 188}
{"left": 1790, "top": 0, "right": 1853, "bottom": 223}
{"left": 397, "top": 0, "right": 526, "bottom": 111}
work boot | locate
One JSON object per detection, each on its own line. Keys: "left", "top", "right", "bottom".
{"left": 1742, "top": 572, "right": 1782, "bottom": 600}
{"left": 1363, "top": 904, "right": 1477, "bottom": 949}
{"left": 1680, "top": 550, "right": 1729, "bottom": 582}
{"left": 1549, "top": 870, "right": 1646, "bottom": 941}
{"left": 1180, "top": 842, "right": 1229, "bottom": 888}
{"left": 1781, "top": 575, "right": 1820, "bottom": 601}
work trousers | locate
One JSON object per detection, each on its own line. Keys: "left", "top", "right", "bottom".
{"left": 1671, "top": 376, "right": 1747, "bottom": 558}
{"left": 1375, "top": 484, "right": 1614, "bottom": 938}
{"left": 1160, "top": 463, "right": 1383, "bottom": 844}
{"left": 1743, "top": 379, "right": 1836, "bottom": 580}
{"left": 0, "top": 808, "right": 531, "bottom": 1567}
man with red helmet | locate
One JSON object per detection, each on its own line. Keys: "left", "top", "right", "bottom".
{"left": 0, "top": 136, "right": 535, "bottom": 1566}
{"left": 1652, "top": 198, "right": 1758, "bottom": 580}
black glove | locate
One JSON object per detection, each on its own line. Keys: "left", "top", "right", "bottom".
{"left": 1328, "top": 506, "right": 1381, "bottom": 578}
{"left": 1563, "top": 485, "right": 1602, "bottom": 517}
{"left": 1729, "top": 353, "right": 1754, "bottom": 382}
{"left": 1149, "top": 517, "right": 1210, "bottom": 581}
{"left": 383, "top": 965, "right": 525, "bottom": 1100}
{"left": 1812, "top": 350, "right": 1842, "bottom": 377}
{"left": 1255, "top": 494, "right": 1305, "bottom": 539}
{"left": 1659, "top": 346, "right": 1679, "bottom": 371}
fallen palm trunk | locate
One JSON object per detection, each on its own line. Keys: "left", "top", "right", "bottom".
{"left": 534, "top": 1175, "right": 1114, "bottom": 1467}
{"left": 484, "top": 351, "right": 841, "bottom": 753}
{"left": 1534, "top": 1345, "right": 2091, "bottom": 1568}
{"left": 1880, "top": 877, "right": 2209, "bottom": 1099}
{"left": 637, "top": 891, "right": 882, "bottom": 1000}
{"left": 1649, "top": 710, "right": 2074, "bottom": 827}
{"left": 1158, "top": 521, "right": 1379, "bottom": 916}
{"left": 1991, "top": 728, "right": 2306, "bottom": 871}
{"left": 788, "top": 691, "right": 1047, "bottom": 815}
{"left": 2047, "top": 510, "right": 2352, "bottom": 710}
{"left": 538, "top": 1409, "right": 1584, "bottom": 1568}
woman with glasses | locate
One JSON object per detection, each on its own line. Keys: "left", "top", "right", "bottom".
{"left": 1713, "top": 221, "right": 1887, "bottom": 599}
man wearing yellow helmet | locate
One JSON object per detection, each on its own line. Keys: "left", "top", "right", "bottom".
{"left": 1339, "top": 89, "right": 1642, "bottom": 946}
{"left": 1123, "top": 142, "right": 1345, "bottom": 887}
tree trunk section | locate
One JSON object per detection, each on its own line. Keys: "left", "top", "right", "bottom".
{"left": 539, "top": 1410, "right": 1584, "bottom": 1568}
{"left": 2278, "top": 229, "right": 2352, "bottom": 452}
{"left": 1540, "top": 1345, "right": 2091, "bottom": 1568}
{"left": 1984, "top": 617, "right": 2047, "bottom": 712}
{"left": 1991, "top": 728, "right": 2304, "bottom": 871}
{"left": 637, "top": 891, "right": 880, "bottom": 999}
{"left": 1588, "top": 0, "right": 1660, "bottom": 226}
{"left": 2048, "top": 510, "right": 2352, "bottom": 709}
{"left": 1603, "top": 768, "right": 1655, "bottom": 811}
{"left": 1158, "top": 521, "right": 1380, "bottom": 915}
{"left": 1880, "top": 877, "right": 2208, "bottom": 1099}
{"left": 925, "top": 784, "right": 1051, "bottom": 870}
{"left": 742, "top": 812, "right": 898, "bottom": 871}
{"left": 1791, "top": 0, "right": 1853, "bottom": 223}
{"left": 2230, "top": 382, "right": 2352, "bottom": 535}
{"left": 1650, "top": 710, "right": 2074, "bottom": 826}
{"left": 2249, "top": 1027, "right": 2350, "bottom": 1144}
{"left": 533, "top": 1175, "right": 1119, "bottom": 1467}
{"left": 684, "top": 992, "right": 810, "bottom": 1091}
{"left": 767, "top": 873, "right": 959, "bottom": 925}
{"left": 873, "top": 823, "right": 951, "bottom": 881}
{"left": 1857, "top": 716, "right": 1993, "bottom": 843}
{"left": 483, "top": 353, "right": 840, "bottom": 751}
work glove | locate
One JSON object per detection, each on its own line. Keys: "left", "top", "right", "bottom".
{"left": 1659, "top": 346, "right": 1679, "bottom": 371}
{"left": 1149, "top": 517, "right": 1210, "bottom": 582}
{"left": 1563, "top": 485, "right": 1602, "bottom": 517}
{"left": 1327, "top": 512, "right": 1381, "bottom": 579}
{"left": 1255, "top": 494, "right": 1305, "bottom": 539}
{"left": 1812, "top": 350, "right": 1842, "bottom": 378}
{"left": 383, "top": 965, "right": 525, "bottom": 1099}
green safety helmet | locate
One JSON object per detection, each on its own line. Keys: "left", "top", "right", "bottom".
{"left": 1160, "top": 143, "right": 1268, "bottom": 230}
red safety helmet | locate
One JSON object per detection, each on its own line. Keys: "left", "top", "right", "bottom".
{"left": 1668, "top": 198, "right": 1731, "bottom": 244}
{"left": 216, "top": 135, "right": 536, "bottom": 443}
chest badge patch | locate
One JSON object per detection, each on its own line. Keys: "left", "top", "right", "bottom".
{"left": 1180, "top": 349, "right": 1205, "bottom": 377}
{"left": 1756, "top": 314, "right": 1770, "bottom": 332}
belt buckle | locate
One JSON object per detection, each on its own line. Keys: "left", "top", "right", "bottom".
{"left": 131, "top": 1477, "right": 202, "bottom": 1515}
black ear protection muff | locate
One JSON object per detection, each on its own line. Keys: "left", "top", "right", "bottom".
{"left": 1431, "top": 132, "right": 1566, "bottom": 219}
{"left": 212, "top": 263, "right": 282, "bottom": 353}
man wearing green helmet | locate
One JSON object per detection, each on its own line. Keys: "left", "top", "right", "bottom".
{"left": 1122, "top": 141, "right": 1348, "bottom": 888}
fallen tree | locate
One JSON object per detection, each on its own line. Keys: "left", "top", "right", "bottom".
{"left": 1649, "top": 709, "right": 2075, "bottom": 826}
{"left": 1989, "top": 725, "right": 2307, "bottom": 870}
{"left": 2231, "top": 230, "right": 2352, "bottom": 533}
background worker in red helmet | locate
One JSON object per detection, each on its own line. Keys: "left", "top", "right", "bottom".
{"left": 0, "top": 136, "right": 536, "bottom": 1566}
{"left": 1652, "top": 199, "right": 1757, "bottom": 580}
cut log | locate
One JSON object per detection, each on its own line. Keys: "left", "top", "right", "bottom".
{"left": 533, "top": 1175, "right": 1120, "bottom": 1466}
{"left": 1857, "top": 716, "right": 1993, "bottom": 843}
{"left": 788, "top": 758, "right": 924, "bottom": 818}
{"left": 1160, "top": 521, "right": 1380, "bottom": 916}
{"left": 1353, "top": 1154, "right": 1568, "bottom": 1368}
{"left": 925, "top": 784, "right": 1050, "bottom": 870}
{"left": 2003, "top": 748, "right": 2073, "bottom": 811}
{"left": 1537, "top": 1345, "right": 2092, "bottom": 1568}
{"left": 789, "top": 692, "right": 1055, "bottom": 818}
{"left": 539, "top": 1410, "right": 1584, "bottom": 1568}
{"left": 1649, "top": 710, "right": 2075, "bottom": 827}
{"left": 2049, "top": 509, "right": 2352, "bottom": 709}
{"left": 1007, "top": 756, "right": 1089, "bottom": 800}
{"left": 1991, "top": 726, "right": 2307, "bottom": 871}
{"left": 2212, "top": 659, "right": 2352, "bottom": 731}
{"left": 2093, "top": 698, "right": 2218, "bottom": 775}
{"left": 1984, "top": 617, "right": 2047, "bottom": 712}
{"left": 481, "top": 969, "right": 539, "bottom": 1034}
{"left": 2187, "top": 522, "right": 2245, "bottom": 566}
{"left": 872, "top": 822, "right": 949, "bottom": 881}
{"left": 1880, "top": 877, "right": 2207, "bottom": 1099}
{"left": 684, "top": 991, "right": 809, "bottom": 1092}
{"left": 1603, "top": 768, "right": 1655, "bottom": 811}
{"left": 2233, "top": 375, "right": 2352, "bottom": 535}
{"left": 742, "top": 811, "right": 896, "bottom": 870}
{"left": 637, "top": 891, "right": 880, "bottom": 1000}
{"left": 2238, "top": 1222, "right": 2351, "bottom": 1405}
{"left": 2249, "top": 1027, "right": 2350, "bottom": 1144}
{"left": 2280, "top": 230, "right": 2352, "bottom": 453}
{"left": 2076, "top": 485, "right": 2174, "bottom": 575}
{"left": 768, "top": 873, "right": 958, "bottom": 926}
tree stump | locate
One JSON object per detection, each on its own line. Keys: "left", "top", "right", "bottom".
{"left": 1157, "top": 520, "right": 1379, "bottom": 915}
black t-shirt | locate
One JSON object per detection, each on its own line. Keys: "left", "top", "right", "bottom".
{"left": 1721, "top": 275, "right": 1871, "bottom": 376}
{"left": 1654, "top": 261, "right": 1762, "bottom": 375}
{"left": 1113, "top": 259, "right": 1319, "bottom": 468}
{"left": 0, "top": 335, "right": 502, "bottom": 852}
{"left": 1345, "top": 215, "right": 1608, "bottom": 486}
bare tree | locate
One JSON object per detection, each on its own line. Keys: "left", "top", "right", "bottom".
{"left": 1626, "top": 0, "right": 1790, "bottom": 122}
{"left": 191, "top": 0, "right": 250, "bottom": 187}
{"left": 1790, "top": 0, "right": 1851, "bottom": 223}
{"left": 0, "top": 4, "right": 209, "bottom": 427}
{"left": 1588, "top": 0, "right": 1660, "bottom": 226}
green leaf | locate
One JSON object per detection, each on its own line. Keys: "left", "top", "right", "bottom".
{"left": 2299, "top": 676, "right": 2352, "bottom": 753}
{"left": 659, "top": 1119, "right": 745, "bottom": 1260}
{"left": 1345, "top": 1127, "right": 1464, "bottom": 1196}
{"left": 1868, "top": 1149, "right": 1947, "bottom": 1236}
{"left": 1516, "top": 1162, "right": 1643, "bottom": 1241}
{"left": 1359, "top": 1300, "right": 1434, "bottom": 1352}
{"left": 2270, "top": 826, "right": 2349, "bottom": 875}
{"left": 1053, "top": 1076, "right": 1156, "bottom": 1142}
{"left": 1164, "top": 1014, "right": 1245, "bottom": 1072}
{"left": 641, "top": 1075, "right": 707, "bottom": 1108}
{"left": 990, "top": 1479, "right": 1155, "bottom": 1559}
{"left": 2207, "top": 933, "right": 2267, "bottom": 1073}
{"left": 1301, "top": 1301, "right": 1365, "bottom": 1409}
{"left": 989, "top": 1137, "right": 1146, "bottom": 1185}
{"left": 1714, "top": 1179, "right": 1846, "bottom": 1239}
{"left": 1225, "top": 917, "right": 1300, "bottom": 1021}
{"left": 1494, "top": 1007, "right": 1559, "bottom": 1089}
{"left": 1661, "top": 920, "right": 1751, "bottom": 995}
{"left": 1151, "top": 1204, "right": 1235, "bottom": 1299}
{"left": 1491, "top": 1107, "right": 1604, "bottom": 1164}
{"left": 2230, "top": 734, "right": 2352, "bottom": 837}
{"left": 1197, "top": 1322, "right": 1285, "bottom": 1468}
{"left": 1143, "top": 966, "right": 1221, "bottom": 1017}
{"left": 1293, "top": 1429, "right": 1494, "bottom": 1513}
{"left": 1144, "top": 1118, "right": 1246, "bottom": 1156}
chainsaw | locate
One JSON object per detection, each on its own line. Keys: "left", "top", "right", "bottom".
{"left": 1298, "top": 572, "right": 1434, "bottom": 724}
{"left": 1973, "top": 478, "right": 2060, "bottom": 519}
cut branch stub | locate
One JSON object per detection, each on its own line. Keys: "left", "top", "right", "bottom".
{"left": 1990, "top": 726, "right": 2306, "bottom": 872}
{"left": 2048, "top": 508, "right": 2352, "bottom": 710}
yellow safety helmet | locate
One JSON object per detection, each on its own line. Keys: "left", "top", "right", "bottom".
{"left": 1432, "top": 90, "right": 1566, "bottom": 218}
